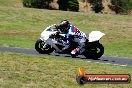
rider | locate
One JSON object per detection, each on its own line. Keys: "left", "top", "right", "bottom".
{"left": 56, "top": 20, "right": 87, "bottom": 56}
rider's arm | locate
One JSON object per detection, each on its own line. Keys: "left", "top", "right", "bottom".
{"left": 55, "top": 24, "right": 63, "bottom": 32}
{"left": 68, "top": 25, "right": 78, "bottom": 35}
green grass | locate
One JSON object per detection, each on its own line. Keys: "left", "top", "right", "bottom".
{"left": 0, "top": 52, "right": 132, "bottom": 88}
{"left": 0, "top": 1, "right": 132, "bottom": 88}
{"left": 0, "top": 0, "right": 132, "bottom": 58}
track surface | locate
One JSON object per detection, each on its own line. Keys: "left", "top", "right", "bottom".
{"left": 0, "top": 46, "right": 132, "bottom": 66}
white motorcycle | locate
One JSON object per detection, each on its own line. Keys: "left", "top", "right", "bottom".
{"left": 35, "top": 24, "right": 105, "bottom": 60}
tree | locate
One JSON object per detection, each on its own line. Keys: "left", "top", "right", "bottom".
{"left": 88, "top": 0, "right": 104, "bottom": 13}
{"left": 109, "top": 0, "right": 132, "bottom": 14}
{"left": 23, "top": 0, "right": 53, "bottom": 9}
{"left": 57, "top": 0, "right": 79, "bottom": 12}
{"left": 110, "top": 0, "right": 123, "bottom": 14}
{"left": 57, "top": 0, "right": 68, "bottom": 11}
{"left": 68, "top": 0, "right": 79, "bottom": 11}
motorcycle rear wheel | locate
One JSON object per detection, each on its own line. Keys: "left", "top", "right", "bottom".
{"left": 84, "top": 43, "right": 104, "bottom": 60}
{"left": 35, "top": 39, "right": 54, "bottom": 54}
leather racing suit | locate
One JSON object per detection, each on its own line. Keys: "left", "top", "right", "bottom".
{"left": 63, "top": 25, "right": 87, "bottom": 55}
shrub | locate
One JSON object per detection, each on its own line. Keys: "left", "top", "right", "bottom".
{"left": 68, "top": 0, "right": 79, "bottom": 12}
{"left": 57, "top": 0, "right": 68, "bottom": 11}
{"left": 57, "top": 0, "right": 79, "bottom": 12}
{"left": 122, "top": 0, "right": 132, "bottom": 13}
{"left": 89, "top": 0, "right": 104, "bottom": 13}
{"left": 109, "top": 0, "right": 132, "bottom": 14}
{"left": 22, "top": 0, "right": 53, "bottom": 9}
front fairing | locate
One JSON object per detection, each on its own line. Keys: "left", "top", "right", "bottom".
{"left": 40, "top": 24, "right": 58, "bottom": 40}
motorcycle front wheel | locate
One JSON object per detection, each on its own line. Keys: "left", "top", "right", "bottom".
{"left": 35, "top": 39, "right": 54, "bottom": 54}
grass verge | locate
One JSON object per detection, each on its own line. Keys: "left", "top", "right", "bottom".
{"left": 0, "top": 52, "right": 131, "bottom": 88}
{"left": 0, "top": 0, "right": 132, "bottom": 58}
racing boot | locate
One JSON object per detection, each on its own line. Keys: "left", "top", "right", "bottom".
{"left": 71, "top": 48, "right": 79, "bottom": 58}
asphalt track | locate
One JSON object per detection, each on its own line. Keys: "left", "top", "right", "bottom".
{"left": 0, "top": 46, "right": 132, "bottom": 66}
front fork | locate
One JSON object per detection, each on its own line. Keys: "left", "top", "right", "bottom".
{"left": 39, "top": 38, "right": 48, "bottom": 48}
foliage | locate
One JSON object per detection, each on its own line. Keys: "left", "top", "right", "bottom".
{"left": 122, "top": 0, "right": 132, "bottom": 13}
{"left": 22, "top": 0, "right": 53, "bottom": 9}
{"left": 68, "top": 0, "right": 79, "bottom": 11}
{"left": 57, "top": 0, "right": 79, "bottom": 12}
{"left": 109, "top": 0, "right": 132, "bottom": 14}
{"left": 88, "top": 0, "right": 104, "bottom": 13}
{"left": 57, "top": 0, "right": 68, "bottom": 11}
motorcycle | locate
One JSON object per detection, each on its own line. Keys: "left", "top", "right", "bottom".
{"left": 35, "top": 24, "right": 105, "bottom": 60}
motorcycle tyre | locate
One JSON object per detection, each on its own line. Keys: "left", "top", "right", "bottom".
{"left": 35, "top": 39, "right": 54, "bottom": 54}
{"left": 84, "top": 43, "right": 104, "bottom": 60}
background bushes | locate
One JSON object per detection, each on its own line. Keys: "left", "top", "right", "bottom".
{"left": 23, "top": 0, "right": 79, "bottom": 11}
{"left": 23, "top": 0, "right": 53, "bottom": 9}
{"left": 68, "top": 0, "right": 79, "bottom": 11}
{"left": 109, "top": 0, "right": 132, "bottom": 14}
{"left": 22, "top": 0, "right": 132, "bottom": 14}
{"left": 57, "top": 0, "right": 79, "bottom": 12}
{"left": 88, "top": 0, "right": 104, "bottom": 13}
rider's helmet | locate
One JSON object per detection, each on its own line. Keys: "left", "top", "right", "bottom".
{"left": 59, "top": 20, "right": 70, "bottom": 33}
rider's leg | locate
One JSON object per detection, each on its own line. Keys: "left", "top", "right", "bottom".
{"left": 71, "top": 37, "right": 86, "bottom": 55}
{"left": 62, "top": 34, "right": 74, "bottom": 50}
